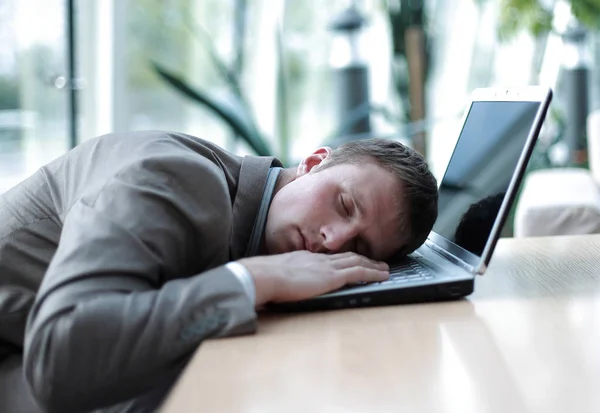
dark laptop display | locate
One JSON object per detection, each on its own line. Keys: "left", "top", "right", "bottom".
{"left": 432, "top": 101, "right": 541, "bottom": 257}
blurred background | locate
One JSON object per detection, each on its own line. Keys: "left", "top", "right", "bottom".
{"left": 1, "top": 0, "right": 600, "bottom": 238}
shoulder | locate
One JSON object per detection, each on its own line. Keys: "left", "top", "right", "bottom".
{"left": 78, "top": 132, "right": 241, "bottom": 229}
{"left": 98, "top": 130, "right": 241, "bottom": 161}
{"left": 94, "top": 131, "right": 241, "bottom": 196}
{"left": 81, "top": 147, "right": 236, "bottom": 266}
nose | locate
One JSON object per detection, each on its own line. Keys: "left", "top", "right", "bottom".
{"left": 320, "top": 223, "right": 360, "bottom": 253}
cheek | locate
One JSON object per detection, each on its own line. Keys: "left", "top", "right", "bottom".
{"left": 268, "top": 187, "right": 302, "bottom": 224}
{"left": 272, "top": 178, "right": 334, "bottom": 222}
{"left": 304, "top": 188, "right": 334, "bottom": 221}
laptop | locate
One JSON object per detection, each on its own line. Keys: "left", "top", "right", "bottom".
{"left": 272, "top": 86, "right": 553, "bottom": 312}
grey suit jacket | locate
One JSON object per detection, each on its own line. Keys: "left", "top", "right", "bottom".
{"left": 0, "top": 130, "right": 282, "bottom": 412}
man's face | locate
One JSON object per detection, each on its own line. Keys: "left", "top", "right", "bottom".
{"left": 264, "top": 149, "right": 405, "bottom": 261}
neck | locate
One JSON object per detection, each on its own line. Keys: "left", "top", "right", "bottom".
{"left": 273, "top": 167, "right": 297, "bottom": 194}
{"left": 258, "top": 167, "right": 296, "bottom": 255}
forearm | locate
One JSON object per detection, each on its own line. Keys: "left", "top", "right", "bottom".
{"left": 24, "top": 267, "right": 256, "bottom": 413}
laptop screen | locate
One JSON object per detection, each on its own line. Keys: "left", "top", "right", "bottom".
{"left": 431, "top": 100, "right": 541, "bottom": 257}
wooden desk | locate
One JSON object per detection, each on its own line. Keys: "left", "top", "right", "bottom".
{"left": 161, "top": 235, "right": 600, "bottom": 413}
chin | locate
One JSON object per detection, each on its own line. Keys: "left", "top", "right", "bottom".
{"left": 264, "top": 238, "right": 284, "bottom": 255}
{"left": 266, "top": 228, "right": 298, "bottom": 255}
{"left": 276, "top": 240, "right": 296, "bottom": 254}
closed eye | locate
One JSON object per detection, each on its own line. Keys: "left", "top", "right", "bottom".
{"left": 340, "top": 194, "right": 351, "bottom": 217}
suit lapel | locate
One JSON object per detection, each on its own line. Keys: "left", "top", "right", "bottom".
{"left": 230, "top": 156, "right": 283, "bottom": 260}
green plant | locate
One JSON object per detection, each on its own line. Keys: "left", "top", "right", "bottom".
{"left": 152, "top": 62, "right": 272, "bottom": 157}
{"left": 476, "top": 0, "right": 600, "bottom": 40}
{"left": 149, "top": 1, "right": 294, "bottom": 162}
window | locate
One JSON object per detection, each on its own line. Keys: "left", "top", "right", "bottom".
{"left": 0, "top": 0, "right": 70, "bottom": 193}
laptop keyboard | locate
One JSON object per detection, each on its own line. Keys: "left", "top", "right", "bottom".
{"left": 377, "top": 255, "right": 434, "bottom": 286}
{"left": 340, "top": 255, "right": 436, "bottom": 291}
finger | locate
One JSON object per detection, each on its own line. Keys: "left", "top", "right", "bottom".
{"left": 328, "top": 251, "right": 356, "bottom": 260}
{"left": 330, "top": 254, "right": 388, "bottom": 270}
{"left": 337, "top": 266, "right": 390, "bottom": 285}
{"left": 336, "top": 252, "right": 389, "bottom": 269}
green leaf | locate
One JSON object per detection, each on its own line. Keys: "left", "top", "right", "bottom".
{"left": 529, "top": 7, "right": 554, "bottom": 36}
{"left": 497, "top": 0, "right": 554, "bottom": 41}
{"left": 571, "top": 0, "right": 600, "bottom": 30}
{"left": 495, "top": 0, "right": 600, "bottom": 40}
{"left": 151, "top": 61, "right": 272, "bottom": 157}
{"left": 180, "top": 18, "right": 250, "bottom": 109}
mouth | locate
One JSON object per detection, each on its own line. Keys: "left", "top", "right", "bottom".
{"left": 297, "top": 229, "right": 309, "bottom": 251}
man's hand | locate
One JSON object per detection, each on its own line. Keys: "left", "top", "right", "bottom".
{"left": 237, "top": 251, "right": 389, "bottom": 306}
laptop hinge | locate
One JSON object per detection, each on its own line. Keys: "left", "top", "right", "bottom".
{"left": 425, "top": 240, "right": 476, "bottom": 274}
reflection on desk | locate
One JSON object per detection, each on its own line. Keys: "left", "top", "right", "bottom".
{"left": 161, "top": 235, "right": 600, "bottom": 413}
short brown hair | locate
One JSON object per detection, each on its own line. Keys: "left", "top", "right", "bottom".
{"left": 316, "top": 138, "right": 438, "bottom": 257}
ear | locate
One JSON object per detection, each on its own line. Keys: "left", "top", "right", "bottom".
{"left": 296, "top": 147, "right": 332, "bottom": 177}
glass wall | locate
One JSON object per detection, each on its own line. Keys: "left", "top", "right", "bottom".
{"left": 115, "top": 0, "right": 556, "bottom": 172}
{"left": 425, "top": 0, "right": 544, "bottom": 178}
{"left": 0, "top": 0, "right": 70, "bottom": 193}
{"left": 119, "top": 0, "right": 396, "bottom": 164}
{"left": 1, "top": 0, "right": 569, "bottom": 192}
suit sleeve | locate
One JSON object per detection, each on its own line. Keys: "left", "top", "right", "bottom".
{"left": 23, "top": 154, "right": 257, "bottom": 413}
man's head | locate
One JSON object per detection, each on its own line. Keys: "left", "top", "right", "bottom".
{"left": 264, "top": 138, "right": 438, "bottom": 261}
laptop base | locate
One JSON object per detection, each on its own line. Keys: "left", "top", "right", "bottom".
{"left": 267, "top": 278, "right": 474, "bottom": 312}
